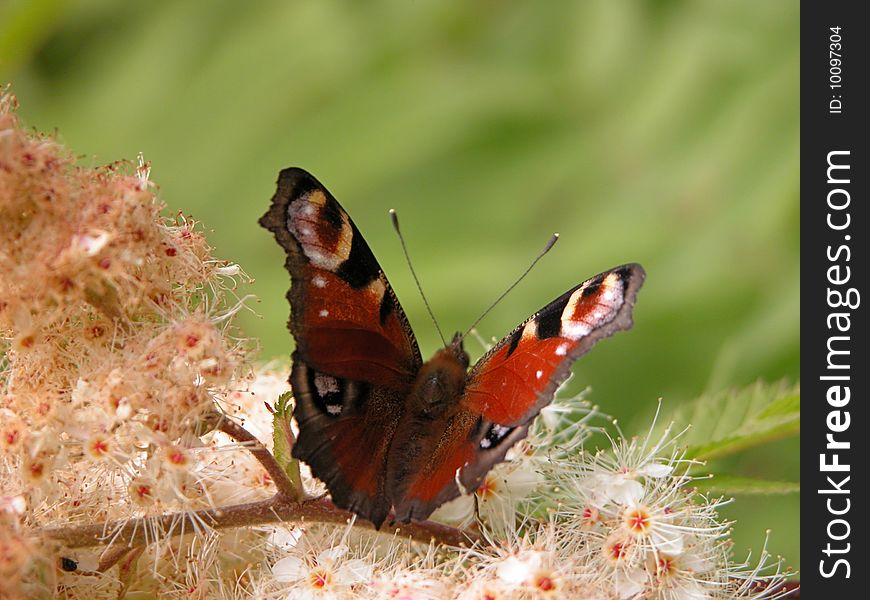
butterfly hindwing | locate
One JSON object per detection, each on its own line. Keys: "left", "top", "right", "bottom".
{"left": 290, "top": 355, "right": 399, "bottom": 527}
{"left": 389, "top": 406, "right": 532, "bottom": 523}
{"left": 389, "top": 264, "right": 645, "bottom": 520}
{"left": 260, "top": 168, "right": 422, "bottom": 527}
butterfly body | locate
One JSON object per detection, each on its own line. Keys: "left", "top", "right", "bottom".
{"left": 260, "top": 168, "right": 644, "bottom": 528}
{"left": 406, "top": 337, "right": 470, "bottom": 416}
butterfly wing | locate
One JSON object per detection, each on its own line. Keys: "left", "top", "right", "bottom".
{"left": 464, "top": 263, "right": 645, "bottom": 426}
{"left": 390, "top": 264, "right": 645, "bottom": 521}
{"left": 260, "top": 168, "right": 422, "bottom": 527}
{"left": 260, "top": 168, "right": 422, "bottom": 387}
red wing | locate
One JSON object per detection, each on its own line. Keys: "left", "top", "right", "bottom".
{"left": 259, "top": 168, "right": 422, "bottom": 389}
{"left": 463, "top": 264, "right": 645, "bottom": 426}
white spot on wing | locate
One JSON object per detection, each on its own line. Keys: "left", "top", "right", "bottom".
{"left": 319, "top": 309, "right": 329, "bottom": 317}
{"left": 314, "top": 373, "right": 339, "bottom": 397}
{"left": 326, "top": 404, "right": 342, "bottom": 415}
{"left": 521, "top": 319, "right": 537, "bottom": 340}
{"left": 367, "top": 278, "right": 386, "bottom": 300}
{"left": 535, "top": 370, "right": 543, "bottom": 379}
{"left": 561, "top": 287, "right": 585, "bottom": 323}
{"left": 313, "top": 275, "right": 327, "bottom": 288}
{"left": 555, "top": 343, "right": 569, "bottom": 356}
{"left": 492, "top": 424, "right": 510, "bottom": 438}
{"left": 307, "top": 250, "right": 325, "bottom": 265}
{"left": 562, "top": 322, "right": 591, "bottom": 340}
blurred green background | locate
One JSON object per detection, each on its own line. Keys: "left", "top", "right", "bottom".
{"left": 2, "top": 0, "right": 799, "bottom": 569}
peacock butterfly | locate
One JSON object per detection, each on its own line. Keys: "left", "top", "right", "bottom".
{"left": 259, "top": 168, "right": 644, "bottom": 529}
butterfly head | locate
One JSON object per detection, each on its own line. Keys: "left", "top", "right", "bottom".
{"left": 411, "top": 334, "right": 470, "bottom": 418}
{"left": 448, "top": 331, "right": 470, "bottom": 370}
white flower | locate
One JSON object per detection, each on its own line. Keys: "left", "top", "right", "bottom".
{"left": 432, "top": 455, "right": 544, "bottom": 529}
{"left": 614, "top": 564, "right": 648, "bottom": 599}
{"left": 594, "top": 531, "right": 647, "bottom": 599}
{"left": 584, "top": 459, "right": 674, "bottom": 507}
{"left": 215, "top": 367, "right": 291, "bottom": 448}
{"left": 647, "top": 551, "right": 717, "bottom": 600}
{"left": 215, "top": 263, "right": 242, "bottom": 276}
{"left": 496, "top": 552, "right": 542, "bottom": 587}
{"left": 455, "top": 580, "right": 507, "bottom": 599}
{"left": 532, "top": 379, "right": 598, "bottom": 451}
{"left": 622, "top": 502, "right": 685, "bottom": 555}
{"left": 431, "top": 492, "right": 475, "bottom": 524}
{"left": 272, "top": 544, "right": 373, "bottom": 599}
{"left": 492, "top": 549, "right": 561, "bottom": 594}
{"left": 267, "top": 526, "right": 304, "bottom": 552}
{"left": 369, "top": 571, "right": 445, "bottom": 599}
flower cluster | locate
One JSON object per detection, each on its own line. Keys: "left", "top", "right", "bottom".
{"left": 245, "top": 396, "right": 793, "bottom": 599}
{"left": 542, "top": 418, "right": 743, "bottom": 599}
{"left": 1, "top": 89, "right": 263, "bottom": 596}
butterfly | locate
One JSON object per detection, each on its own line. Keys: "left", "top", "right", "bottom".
{"left": 260, "top": 168, "right": 644, "bottom": 529}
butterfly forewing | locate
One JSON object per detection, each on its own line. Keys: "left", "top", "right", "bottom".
{"left": 463, "top": 264, "right": 645, "bottom": 425}
{"left": 259, "top": 168, "right": 422, "bottom": 387}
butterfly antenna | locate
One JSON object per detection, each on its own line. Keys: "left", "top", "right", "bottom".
{"left": 390, "top": 209, "right": 448, "bottom": 347}
{"left": 461, "top": 233, "right": 559, "bottom": 340}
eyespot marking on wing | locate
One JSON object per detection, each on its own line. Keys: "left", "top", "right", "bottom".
{"left": 286, "top": 190, "right": 353, "bottom": 271}
{"left": 558, "top": 272, "right": 625, "bottom": 340}
{"left": 479, "top": 423, "right": 514, "bottom": 449}
{"left": 302, "top": 368, "right": 367, "bottom": 419}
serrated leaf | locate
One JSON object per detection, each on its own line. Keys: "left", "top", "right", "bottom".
{"left": 272, "top": 391, "right": 303, "bottom": 498}
{"left": 694, "top": 473, "right": 800, "bottom": 495}
{"left": 663, "top": 380, "right": 800, "bottom": 461}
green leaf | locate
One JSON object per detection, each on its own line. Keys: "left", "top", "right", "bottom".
{"left": 665, "top": 380, "right": 800, "bottom": 461}
{"left": 272, "top": 391, "right": 303, "bottom": 498}
{"left": 694, "top": 473, "right": 800, "bottom": 496}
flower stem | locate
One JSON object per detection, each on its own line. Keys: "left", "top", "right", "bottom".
{"left": 43, "top": 496, "right": 478, "bottom": 549}
{"left": 42, "top": 415, "right": 478, "bottom": 551}
{"left": 216, "top": 413, "right": 302, "bottom": 500}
